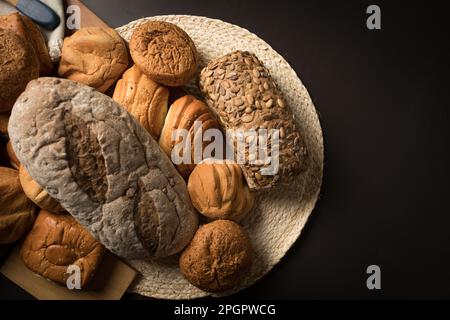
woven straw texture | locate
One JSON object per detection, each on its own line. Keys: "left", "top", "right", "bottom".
{"left": 116, "top": 15, "right": 324, "bottom": 300}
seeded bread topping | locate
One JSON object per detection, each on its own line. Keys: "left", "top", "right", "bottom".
{"left": 200, "top": 51, "right": 307, "bottom": 190}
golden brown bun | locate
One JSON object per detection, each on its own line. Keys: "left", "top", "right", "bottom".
{"left": 6, "top": 141, "right": 20, "bottom": 169}
{"left": 159, "top": 95, "right": 222, "bottom": 179}
{"left": 180, "top": 220, "right": 253, "bottom": 292}
{"left": 188, "top": 161, "right": 254, "bottom": 222}
{"left": 0, "top": 112, "right": 9, "bottom": 135}
{"left": 21, "top": 210, "right": 105, "bottom": 288}
{"left": 19, "top": 165, "right": 65, "bottom": 214}
{"left": 0, "top": 29, "right": 39, "bottom": 113}
{"left": 129, "top": 21, "right": 197, "bottom": 87}
{"left": 113, "top": 65, "right": 169, "bottom": 140}
{"left": 0, "top": 166, "right": 36, "bottom": 244}
{"left": 0, "top": 13, "right": 53, "bottom": 75}
{"left": 58, "top": 27, "right": 129, "bottom": 93}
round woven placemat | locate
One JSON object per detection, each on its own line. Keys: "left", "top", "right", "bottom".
{"left": 116, "top": 15, "right": 324, "bottom": 300}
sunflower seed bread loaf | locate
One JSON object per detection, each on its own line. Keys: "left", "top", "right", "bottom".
{"left": 200, "top": 51, "right": 307, "bottom": 190}
{"left": 8, "top": 78, "right": 198, "bottom": 259}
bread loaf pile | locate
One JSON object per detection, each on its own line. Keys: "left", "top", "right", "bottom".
{"left": 1, "top": 17, "right": 307, "bottom": 294}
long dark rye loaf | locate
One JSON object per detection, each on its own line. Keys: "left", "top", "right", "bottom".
{"left": 8, "top": 78, "right": 198, "bottom": 259}
{"left": 199, "top": 51, "right": 307, "bottom": 191}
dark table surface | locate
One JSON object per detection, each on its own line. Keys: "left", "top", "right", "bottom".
{"left": 1, "top": 0, "right": 449, "bottom": 300}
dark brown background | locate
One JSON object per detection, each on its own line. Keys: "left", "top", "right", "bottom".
{"left": 1, "top": 0, "right": 449, "bottom": 299}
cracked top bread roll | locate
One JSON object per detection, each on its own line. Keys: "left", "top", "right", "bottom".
{"left": 21, "top": 210, "right": 105, "bottom": 288}
{"left": 159, "top": 95, "right": 222, "bottom": 179}
{"left": 0, "top": 29, "right": 39, "bottom": 113}
{"left": 0, "top": 166, "right": 36, "bottom": 244}
{"left": 0, "top": 13, "right": 53, "bottom": 75}
{"left": 58, "top": 27, "right": 129, "bottom": 93}
{"left": 180, "top": 220, "right": 253, "bottom": 293}
{"left": 129, "top": 21, "right": 198, "bottom": 87}
{"left": 200, "top": 51, "right": 307, "bottom": 191}
{"left": 19, "top": 165, "right": 65, "bottom": 214}
{"left": 8, "top": 78, "right": 198, "bottom": 259}
{"left": 113, "top": 65, "right": 169, "bottom": 140}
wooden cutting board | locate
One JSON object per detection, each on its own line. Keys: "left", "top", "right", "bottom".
{"left": 1, "top": 244, "right": 137, "bottom": 300}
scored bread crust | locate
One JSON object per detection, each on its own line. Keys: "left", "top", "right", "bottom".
{"left": 8, "top": 78, "right": 198, "bottom": 259}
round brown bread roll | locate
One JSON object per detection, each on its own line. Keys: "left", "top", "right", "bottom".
{"left": 6, "top": 141, "right": 20, "bottom": 169}
{"left": 180, "top": 220, "right": 253, "bottom": 293}
{"left": 159, "top": 95, "right": 222, "bottom": 179}
{"left": 113, "top": 65, "right": 169, "bottom": 140}
{"left": 19, "top": 165, "right": 65, "bottom": 214}
{"left": 0, "top": 166, "right": 36, "bottom": 244}
{"left": 58, "top": 27, "right": 129, "bottom": 93}
{"left": 188, "top": 161, "right": 254, "bottom": 222}
{"left": 0, "top": 13, "right": 53, "bottom": 75}
{"left": 0, "top": 29, "right": 39, "bottom": 113}
{"left": 21, "top": 210, "right": 105, "bottom": 288}
{"left": 129, "top": 21, "right": 198, "bottom": 87}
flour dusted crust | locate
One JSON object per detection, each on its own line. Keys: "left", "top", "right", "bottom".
{"left": 129, "top": 21, "right": 197, "bottom": 87}
{"left": 8, "top": 78, "right": 198, "bottom": 259}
